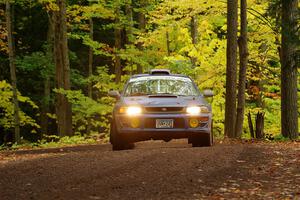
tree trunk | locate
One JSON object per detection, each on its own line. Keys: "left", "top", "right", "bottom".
{"left": 114, "top": 1, "right": 122, "bottom": 83}
{"left": 247, "top": 112, "right": 255, "bottom": 138}
{"left": 137, "top": 0, "right": 146, "bottom": 74}
{"left": 125, "top": 0, "right": 133, "bottom": 45}
{"left": 235, "top": 0, "right": 248, "bottom": 138}
{"left": 166, "top": 31, "right": 171, "bottom": 56}
{"left": 125, "top": 0, "right": 133, "bottom": 74}
{"left": 87, "top": 18, "right": 94, "bottom": 134}
{"left": 190, "top": 16, "right": 198, "bottom": 67}
{"left": 53, "top": 0, "right": 72, "bottom": 137}
{"left": 224, "top": 0, "right": 238, "bottom": 138}
{"left": 41, "top": 12, "right": 54, "bottom": 136}
{"left": 191, "top": 16, "right": 198, "bottom": 45}
{"left": 281, "top": 0, "right": 299, "bottom": 139}
{"left": 88, "top": 18, "right": 94, "bottom": 99}
{"left": 41, "top": 77, "right": 50, "bottom": 135}
{"left": 255, "top": 112, "right": 265, "bottom": 139}
{"left": 5, "top": 1, "right": 20, "bottom": 144}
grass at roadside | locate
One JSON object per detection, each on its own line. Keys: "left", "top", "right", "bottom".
{"left": 0, "top": 133, "right": 109, "bottom": 151}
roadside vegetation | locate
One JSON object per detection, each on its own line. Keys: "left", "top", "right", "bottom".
{"left": 0, "top": 134, "right": 106, "bottom": 150}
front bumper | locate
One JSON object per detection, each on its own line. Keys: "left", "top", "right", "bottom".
{"left": 114, "top": 113, "right": 212, "bottom": 142}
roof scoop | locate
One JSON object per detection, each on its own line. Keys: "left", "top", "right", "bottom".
{"left": 150, "top": 69, "right": 171, "bottom": 75}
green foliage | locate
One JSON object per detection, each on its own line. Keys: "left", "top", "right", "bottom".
{"left": 91, "top": 66, "right": 122, "bottom": 91}
{"left": 0, "top": 134, "right": 100, "bottom": 150}
{"left": 37, "top": 134, "right": 99, "bottom": 148}
{"left": 54, "top": 66, "right": 119, "bottom": 135}
{"left": 54, "top": 88, "right": 112, "bottom": 135}
{"left": 16, "top": 48, "right": 54, "bottom": 79}
{"left": 0, "top": 80, "right": 39, "bottom": 130}
{"left": 272, "top": 134, "right": 293, "bottom": 142}
{"left": 263, "top": 98, "right": 281, "bottom": 134}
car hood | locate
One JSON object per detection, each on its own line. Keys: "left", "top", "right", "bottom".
{"left": 120, "top": 96, "right": 208, "bottom": 107}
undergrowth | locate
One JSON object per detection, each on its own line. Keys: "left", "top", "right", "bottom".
{"left": 0, "top": 133, "right": 109, "bottom": 151}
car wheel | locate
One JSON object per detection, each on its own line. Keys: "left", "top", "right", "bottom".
{"left": 110, "top": 121, "right": 134, "bottom": 151}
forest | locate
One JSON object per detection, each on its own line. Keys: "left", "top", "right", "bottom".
{"left": 0, "top": 0, "right": 299, "bottom": 147}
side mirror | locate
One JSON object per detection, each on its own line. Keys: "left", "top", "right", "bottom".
{"left": 108, "top": 90, "right": 121, "bottom": 99}
{"left": 203, "top": 89, "right": 214, "bottom": 98}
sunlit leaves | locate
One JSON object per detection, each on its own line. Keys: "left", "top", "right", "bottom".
{"left": 0, "top": 80, "right": 39, "bottom": 130}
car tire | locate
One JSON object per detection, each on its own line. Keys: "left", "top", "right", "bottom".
{"left": 189, "top": 121, "right": 214, "bottom": 147}
{"left": 110, "top": 121, "right": 135, "bottom": 151}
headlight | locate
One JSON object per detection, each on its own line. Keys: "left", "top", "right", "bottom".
{"left": 127, "top": 107, "right": 142, "bottom": 115}
{"left": 119, "top": 106, "right": 142, "bottom": 116}
{"left": 186, "top": 106, "right": 209, "bottom": 115}
{"left": 186, "top": 107, "right": 201, "bottom": 115}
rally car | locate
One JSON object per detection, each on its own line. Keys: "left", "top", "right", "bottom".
{"left": 108, "top": 69, "right": 213, "bottom": 150}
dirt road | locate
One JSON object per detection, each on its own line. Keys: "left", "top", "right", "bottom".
{"left": 0, "top": 140, "right": 299, "bottom": 200}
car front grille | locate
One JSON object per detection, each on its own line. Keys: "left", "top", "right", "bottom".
{"left": 144, "top": 107, "right": 184, "bottom": 113}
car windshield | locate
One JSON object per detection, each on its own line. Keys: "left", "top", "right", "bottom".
{"left": 124, "top": 76, "right": 199, "bottom": 97}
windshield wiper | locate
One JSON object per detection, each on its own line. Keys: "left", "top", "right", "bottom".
{"left": 178, "top": 95, "right": 197, "bottom": 97}
{"left": 148, "top": 93, "right": 178, "bottom": 98}
{"left": 153, "top": 93, "right": 176, "bottom": 95}
{"left": 128, "top": 92, "right": 150, "bottom": 97}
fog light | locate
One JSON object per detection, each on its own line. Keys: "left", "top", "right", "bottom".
{"left": 130, "top": 118, "right": 140, "bottom": 128}
{"left": 189, "top": 118, "right": 199, "bottom": 128}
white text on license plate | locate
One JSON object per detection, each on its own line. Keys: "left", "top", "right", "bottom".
{"left": 156, "top": 119, "right": 174, "bottom": 129}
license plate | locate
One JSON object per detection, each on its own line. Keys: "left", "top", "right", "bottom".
{"left": 156, "top": 119, "right": 174, "bottom": 129}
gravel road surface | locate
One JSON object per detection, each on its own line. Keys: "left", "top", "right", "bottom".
{"left": 0, "top": 140, "right": 299, "bottom": 200}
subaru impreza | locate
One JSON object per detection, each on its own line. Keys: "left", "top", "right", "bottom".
{"left": 108, "top": 69, "right": 213, "bottom": 150}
